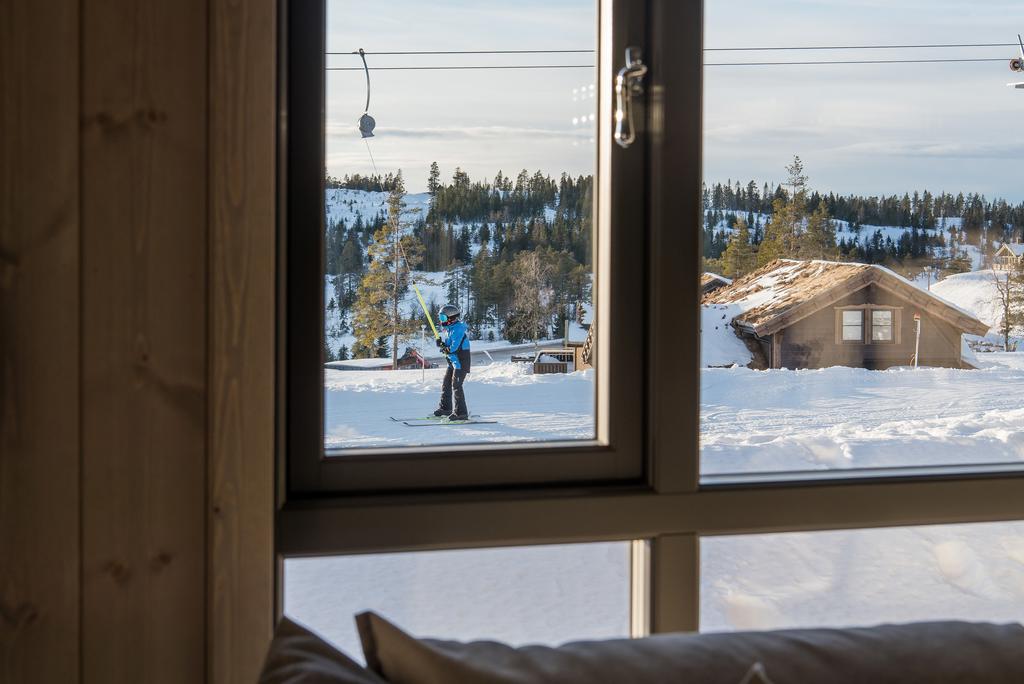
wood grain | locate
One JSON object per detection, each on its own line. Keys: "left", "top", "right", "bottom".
{"left": 0, "top": 2, "right": 81, "bottom": 683}
{"left": 208, "top": 0, "right": 277, "bottom": 680}
{"left": 80, "top": 0, "right": 208, "bottom": 681}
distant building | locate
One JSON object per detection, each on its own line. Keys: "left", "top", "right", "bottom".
{"left": 993, "top": 243, "right": 1024, "bottom": 272}
{"left": 700, "top": 272, "right": 732, "bottom": 295}
{"left": 325, "top": 348, "right": 434, "bottom": 371}
{"left": 564, "top": 301, "right": 594, "bottom": 370}
{"left": 703, "top": 259, "right": 988, "bottom": 370}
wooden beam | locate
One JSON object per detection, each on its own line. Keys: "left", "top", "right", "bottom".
{"left": 208, "top": 0, "right": 277, "bottom": 680}
{"left": 0, "top": 2, "right": 81, "bottom": 681}
{"left": 80, "top": 0, "right": 208, "bottom": 681}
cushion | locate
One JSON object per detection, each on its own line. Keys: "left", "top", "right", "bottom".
{"left": 259, "top": 616, "right": 386, "bottom": 684}
{"left": 357, "top": 611, "right": 1024, "bottom": 684}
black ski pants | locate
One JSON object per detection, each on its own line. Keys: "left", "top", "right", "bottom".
{"left": 438, "top": 364, "right": 469, "bottom": 416}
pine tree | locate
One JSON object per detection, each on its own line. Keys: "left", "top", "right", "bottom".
{"left": 323, "top": 339, "right": 337, "bottom": 363}
{"left": 800, "top": 200, "right": 837, "bottom": 260}
{"left": 351, "top": 172, "right": 425, "bottom": 364}
{"left": 722, "top": 217, "right": 756, "bottom": 277}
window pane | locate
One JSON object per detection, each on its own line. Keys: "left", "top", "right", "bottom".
{"left": 842, "top": 310, "right": 862, "bottom": 326}
{"left": 284, "top": 542, "right": 631, "bottom": 662}
{"left": 872, "top": 310, "right": 893, "bottom": 341}
{"left": 323, "top": 0, "right": 597, "bottom": 451}
{"left": 701, "top": 521, "right": 1024, "bottom": 631}
{"left": 700, "top": 0, "right": 1023, "bottom": 478}
{"left": 841, "top": 310, "right": 863, "bottom": 341}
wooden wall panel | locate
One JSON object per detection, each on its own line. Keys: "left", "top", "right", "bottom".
{"left": 0, "top": 2, "right": 81, "bottom": 682}
{"left": 208, "top": 0, "right": 277, "bottom": 681}
{"left": 80, "top": 0, "right": 209, "bottom": 681}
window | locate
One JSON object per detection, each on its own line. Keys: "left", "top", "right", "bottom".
{"left": 871, "top": 309, "right": 894, "bottom": 342}
{"left": 702, "top": 521, "right": 1024, "bottom": 631}
{"left": 841, "top": 309, "right": 863, "bottom": 342}
{"left": 699, "top": 0, "right": 1023, "bottom": 479}
{"left": 279, "top": 0, "right": 1024, "bottom": 656}
{"left": 284, "top": 542, "right": 632, "bottom": 661}
{"left": 284, "top": 0, "right": 647, "bottom": 494}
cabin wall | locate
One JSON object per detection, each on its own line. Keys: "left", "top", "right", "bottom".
{"left": 1, "top": 1, "right": 276, "bottom": 682}
{"left": 777, "top": 284, "right": 963, "bottom": 370}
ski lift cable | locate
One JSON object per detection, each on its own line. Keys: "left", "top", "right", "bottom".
{"left": 327, "top": 57, "right": 1007, "bottom": 71}
{"left": 360, "top": 136, "right": 441, "bottom": 340}
{"left": 325, "top": 42, "right": 1019, "bottom": 56}
{"left": 358, "top": 48, "right": 371, "bottom": 112}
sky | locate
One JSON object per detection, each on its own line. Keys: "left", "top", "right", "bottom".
{"left": 327, "top": 0, "right": 1024, "bottom": 200}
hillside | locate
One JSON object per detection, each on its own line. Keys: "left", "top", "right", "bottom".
{"left": 931, "top": 269, "right": 1024, "bottom": 348}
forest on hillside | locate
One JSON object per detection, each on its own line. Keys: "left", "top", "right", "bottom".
{"left": 323, "top": 158, "right": 1024, "bottom": 360}
{"left": 702, "top": 158, "right": 1024, "bottom": 276}
{"left": 324, "top": 164, "right": 592, "bottom": 360}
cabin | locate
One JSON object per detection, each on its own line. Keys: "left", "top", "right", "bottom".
{"left": 700, "top": 272, "right": 732, "bottom": 295}
{"left": 993, "top": 243, "right": 1024, "bottom": 271}
{"left": 563, "top": 301, "right": 595, "bottom": 370}
{"left": 703, "top": 260, "right": 989, "bottom": 370}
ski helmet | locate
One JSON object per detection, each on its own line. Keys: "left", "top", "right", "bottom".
{"left": 438, "top": 303, "right": 461, "bottom": 325}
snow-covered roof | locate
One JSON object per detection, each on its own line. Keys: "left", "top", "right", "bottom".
{"left": 703, "top": 259, "right": 989, "bottom": 337}
{"left": 700, "top": 272, "right": 732, "bottom": 294}
{"left": 995, "top": 243, "right": 1024, "bottom": 257}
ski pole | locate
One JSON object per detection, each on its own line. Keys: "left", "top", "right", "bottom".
{"left": 396, "top": 235, "right": 441, "bottom": 340}
{"left": 413, "top": 282, "right": 440, "bottom": 339}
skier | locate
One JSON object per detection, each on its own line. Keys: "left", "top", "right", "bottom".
{"left": 433, "top": 303, "right": 471, "bottom": 420}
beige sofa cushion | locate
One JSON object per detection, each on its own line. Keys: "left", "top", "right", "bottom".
{"left": 357, "top": 611, "right": 1024, "bottom": 684}
{"left": 260, "top": 617, "right": 386, "bottom": 684}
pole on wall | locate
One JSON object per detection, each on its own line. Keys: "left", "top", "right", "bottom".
{"left": 913, "top": 313, "right": 922, "bottom": 368}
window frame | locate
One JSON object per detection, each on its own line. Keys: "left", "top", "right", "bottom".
{"left": 282, "top": 0, "right": 646, "bottom": 496}
{"left": 276, "top": 0, "right": 1024, "bottom": 637}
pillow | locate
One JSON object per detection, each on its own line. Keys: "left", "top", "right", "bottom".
{"left": 738, "top": 662, "right": 774, "bottom": 684}
{"left": 357, "top": 611, "right": 1024, "bottom": 684}
{"left": 259, "top": 617, "right": 387, "bottom": 684}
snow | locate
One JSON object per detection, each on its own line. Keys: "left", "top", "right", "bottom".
{"left": 324, "top": 188, "right": 431, "bottom": 230}
{"left": 701, "top": 303, "right": 753, "bottom": 367}
{"left": 932, "top": 269, "right": 1010, "bottom": 332}
{"left": 285, "top": 542, "right": 631, "bottom": 664}
{"left": 324, "top": 362, "right": 594, "bottom": 448}
{"left": 700, "top": 355, "right": 1024, "bottom": 475}
{"left": 299, "top": 331, "right": 1024, "bottom": 662}
{"left": 701, "top": 520, "right": 1024, "bottom": 633}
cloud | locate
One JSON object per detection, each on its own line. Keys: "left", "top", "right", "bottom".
{"left": 829, "top": 140, "right": 1024, "bottom": 160}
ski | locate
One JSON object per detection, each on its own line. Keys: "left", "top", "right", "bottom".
{"left": 402, "top": 419, "right": 497, "bottom": 427}
{"left": 389, "top": 414, "right": 479, "bottom": 422}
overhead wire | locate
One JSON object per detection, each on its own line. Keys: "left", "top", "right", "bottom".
{"left": 327, "top": 42, "right": 1018, "bottom": 55}
{"left": 326, "top": 41, "right": 1018, "bottom": 69}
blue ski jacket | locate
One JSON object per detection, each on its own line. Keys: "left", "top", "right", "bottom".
{"left": 442, "top": 321, "right": 471, "bottom": 371}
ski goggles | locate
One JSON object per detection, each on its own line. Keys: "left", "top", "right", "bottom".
{"left": 439, "top": 313, "right": 451, "bottom": 323}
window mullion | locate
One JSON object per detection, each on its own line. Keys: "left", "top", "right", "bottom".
{"left": 648, "top": 533, "right": 699, "bottom": 633}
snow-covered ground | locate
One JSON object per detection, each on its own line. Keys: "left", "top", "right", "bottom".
{"left": 931, "top": 269, "right": 1024, "bottom": 349}
{"left": 701, "top": 353, "right": 1024, "bottom": 474}
{"left": 303, "top": 302, "right": 1024, "bottom": 665}
{"left": 324, "top": 362, "right": 595, "bottom": 449}
{"left": 701, "top": 520, "right": 1024, "bottom": 633}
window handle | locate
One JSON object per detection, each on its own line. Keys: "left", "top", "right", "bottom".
{"left": 614, "top": 46, "right": 647, "bottom": 148}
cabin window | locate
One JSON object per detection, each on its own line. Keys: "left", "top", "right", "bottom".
{"left": 841, "top": 309, "right": 864, "bottom": 342}
{"left": 871, "top": 309, "right": 894, "bottom": 342}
